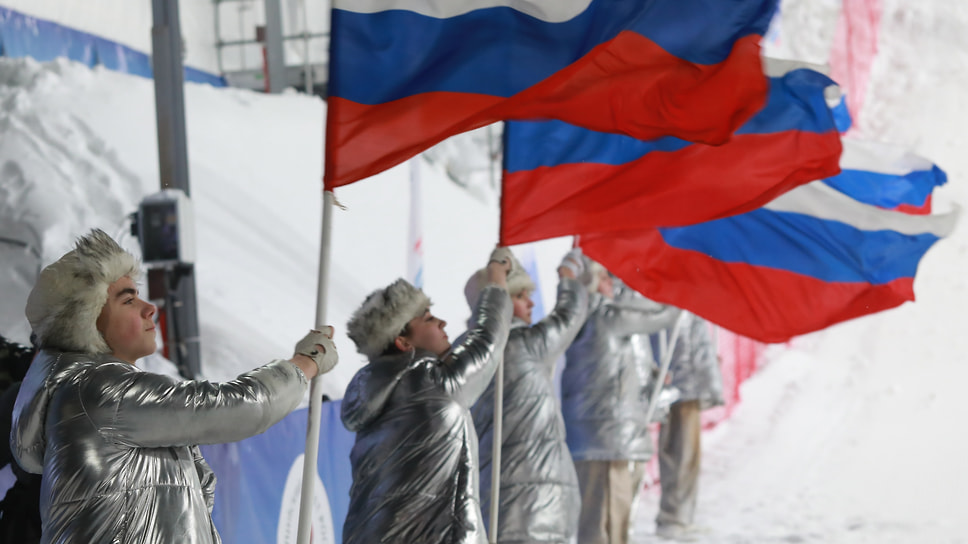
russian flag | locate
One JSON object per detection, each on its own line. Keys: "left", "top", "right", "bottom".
{"left": 500, "top": 68, "right": 843, "bottom": 245}
{"left": 325, "top": 0, "right": 779, "bottom": 188}
{"left": 578, "top": 180, "right": 959, "bottom": 343}
{"left": 824, "top": 138, "right": 948, "bottom": 215}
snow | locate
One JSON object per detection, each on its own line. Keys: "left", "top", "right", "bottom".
{"left": 1, "top": 0, "right": 966, "bottom": 541}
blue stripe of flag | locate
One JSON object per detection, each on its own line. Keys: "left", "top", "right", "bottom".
{"left": 331, "top": 0, "right": 777, "bottom": 104}
{"left": 823, "top": 165, "right": 947, "bottom": 209}
{"left": 658, "top": 209, "right": 941, "bottom": 284}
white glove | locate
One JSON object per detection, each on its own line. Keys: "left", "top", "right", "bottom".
{"left": 558, "top": 248, "right": 585, "bottom": 278}
{"left": 293, "top": 327, "right": 339, "bottom": 375}
{"left": 488, "top": 246, "right": 516, "bottom": 273}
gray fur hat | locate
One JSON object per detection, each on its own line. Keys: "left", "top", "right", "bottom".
{"left": 347, "top": 278, "right": 432, "bottom": 359}
{"left": 463, "top": 252, "right": 535, "bottom": 310}
{"left": 25, "top": 229, "right": 141, "bottom": 354}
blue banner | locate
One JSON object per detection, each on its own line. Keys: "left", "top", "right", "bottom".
{"left": 201, "top": 400, "right": 355, "bottom": 544}
{"left": 0, "top": 6, "right": 225, "bottom": 86}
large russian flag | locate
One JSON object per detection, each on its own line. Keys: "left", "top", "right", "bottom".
{"left": 824, "top": 138, "right": 947, "bottom": 215}
{"left": 325, "top": 0, "right": 779, "bottom": 188}
{"left": 500, "top": 68, "right": 843, "bottom": 245}
{"left": 579, "top": 180, "right": 959, "bottom": 343}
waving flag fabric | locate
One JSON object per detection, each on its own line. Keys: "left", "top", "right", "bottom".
{"left": 325, "top": 0, "right": 779, "bottom": 188}
{"left": 500, "top": 68, "right": 842, "bottom": 245}
{"left": 579, "top": 181, "right": 958, "bottom": 343}
{"left": 824, "top": 138, "right": 947, "bottom": 214}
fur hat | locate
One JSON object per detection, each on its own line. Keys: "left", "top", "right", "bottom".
{"left": 463, "top": 253, "right": 535, "bottom": 310}
{"left": 347, "top": 278, "right": 432, "bottom": 359}
{"left": 25, "top": 229, "right": 141, "bottom": 354}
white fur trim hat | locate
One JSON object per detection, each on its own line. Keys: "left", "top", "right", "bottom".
{"left": 347, "top": 278, "right": 432, "bottom": 359}
{"left": 463, "top": 252, "right": 535, "bottom": 310}
{"left": 25, "top": 228, "right": 142, "bottom": 354}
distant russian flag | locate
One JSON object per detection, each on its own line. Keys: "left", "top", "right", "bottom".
{"left": 579, "top": 182, "right": 959, "bottom": 343}
{"left": 500, "top": 68, "right": 842, "bottom": 245}
{"left": 824, "top": 138, "right": 947, "bottom": 215}
{"left": 325, "top": 0, "right": 779, "bottom": 188}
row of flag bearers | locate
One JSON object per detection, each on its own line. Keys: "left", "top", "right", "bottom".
{"left": 325, "top": 5, "right": 957, "bottom": 540}
{"left": 340, "top": 246, "right": 720, "bottom": 543}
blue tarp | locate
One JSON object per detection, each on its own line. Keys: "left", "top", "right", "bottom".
{"left": 201, "top": 400, "right": 355, "bottom": 543}
{"left": 0, "top": 6, "right": 225, "bottom": 86}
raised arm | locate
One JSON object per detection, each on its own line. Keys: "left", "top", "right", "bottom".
{"left": 526, "top": 275, "right": 589, "bottom": 367}
{"left": 441, "top": 250, "right": 513, "bottom": 406}
{"left": 605, "top": 284, "right": 682, "bottom": 337}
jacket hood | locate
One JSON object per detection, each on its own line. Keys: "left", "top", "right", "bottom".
{"left": 11, "top": 350, "right": 109, "bottom": 473}
{"left": 340, "top": 349, "right": 437, "bottom": 432}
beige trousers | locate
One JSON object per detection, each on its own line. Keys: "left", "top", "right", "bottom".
{"left": 656, "top": 399, "right": 702, "bottom": 529}
{"left": 574, "top": 459, "right": 646, "bottom": 544}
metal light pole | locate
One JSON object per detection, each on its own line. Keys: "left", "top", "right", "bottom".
{"left": 263, "top": 0, "right": 286, "bottom": 93}
{"left": 150, "top": 0, "right": 201, "bottom": 378}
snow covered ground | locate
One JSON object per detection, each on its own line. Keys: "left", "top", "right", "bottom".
{"left": 0, "top": 0, "right": 966, "bottom": 542}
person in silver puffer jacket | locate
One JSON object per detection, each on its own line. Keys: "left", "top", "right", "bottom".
{"left": 341, "top": 248, "right": 514, "bottom": 544}
{"left": 561, "top": 261, "right": 679, "bottom": 544}
{"left": 10, "top": 229, "right": 338, "bottom": 544}
{"left": 466, "top": 248, "right": 589, "bottom": 544}
{"left": 650, "top": 310, "right": 724, "bottom": 541}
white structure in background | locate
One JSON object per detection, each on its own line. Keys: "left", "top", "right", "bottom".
{"left": 0, "top": 0, "right": 331, "bottom": 92}
{"left": 214, "top": 0, "right": 329, "bottom": 92}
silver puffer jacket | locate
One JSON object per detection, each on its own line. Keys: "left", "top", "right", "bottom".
{"left": 471, "top": 277, "right": 587, "bottom": 543}
{"left": 561, "top": 283, "right": 680, "bottom": 461}
{"left": 341, "top": 285, "right": 511, "bottom": 544}
{"left": 652, "top": 311, "right": 724, "bottom": 409}
{"left": 11, "top": 350, "right": 308, "bottom": 544}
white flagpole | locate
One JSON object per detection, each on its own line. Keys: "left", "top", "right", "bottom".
{"left": 296, "top": 189, "right": 335, "bottom": 544}
{"left": 489, "top": 123, "right": 503, "bottom": 544}
{"left": 408, "top": 159, "right": 424, "bottom": 287}
{"left": 489, "top": 357, "right": 504, "bottom": 543}
{"left": 644, "top": 310, "right": 689, "bottom": 425}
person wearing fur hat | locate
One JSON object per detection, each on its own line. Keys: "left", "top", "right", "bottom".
{"left": 10, "top": 229, "right": 339, "bottom": 544}
{"left": 468, "top": 247, "right": 589, "bottom": 544}
{"left": 561, "top": 259, "right": 680, "bottom": 544}
{"left": 340, "top": 247, "right": 514, "bottom": 544}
